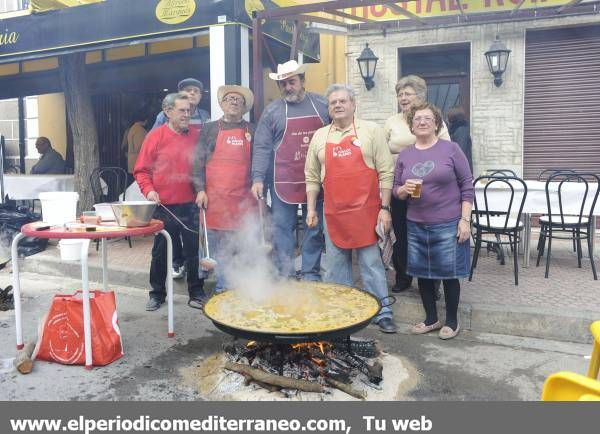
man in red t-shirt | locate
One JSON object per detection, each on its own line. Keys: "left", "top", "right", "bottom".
{"left": 134, "top": 93, "right": 205, "bottom": 311}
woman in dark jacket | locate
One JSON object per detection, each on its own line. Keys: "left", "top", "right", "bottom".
{"left": 447, "top": 106, "right": 473, "bottom": 172}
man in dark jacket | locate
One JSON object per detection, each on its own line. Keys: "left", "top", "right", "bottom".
{"left": 30, "top": 137, "right": 65, "bottom": 175}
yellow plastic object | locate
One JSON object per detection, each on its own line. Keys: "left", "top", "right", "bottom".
{"left": 541, "top": 372, "right": 600, "bottom": 401}
{"left": 588, "top": 321, "right": 600, "bottom": 379}
{"left": 578, "top": 394, "right": 600, "bottom": 401}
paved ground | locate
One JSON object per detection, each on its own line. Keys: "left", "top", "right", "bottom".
{"left": 0, "top": 272, "right": 592, "bottom": 401}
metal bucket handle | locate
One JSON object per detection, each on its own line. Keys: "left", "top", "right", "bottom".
{"left": 380, "top": 295, "right": 396, "bottom": 308}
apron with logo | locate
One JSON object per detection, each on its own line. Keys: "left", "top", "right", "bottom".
{"left": 273, "top": 96, "right": 324, "bottom": 204}
{"left": 205, "top": 122, "right": 256, "bottom": 230}
{"left": 323, "top": 123, "right": 380, "bottom": 249}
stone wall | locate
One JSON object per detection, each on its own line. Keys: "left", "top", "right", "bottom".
{"left": 346, "top": 14, "right": 600, "bottom": 177}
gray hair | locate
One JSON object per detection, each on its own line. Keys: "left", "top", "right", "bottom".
{"left": 162, "top": 92, "right": 189, "bottom": 111}
{"left": 395, "top": 75, "right": 427, "bottom": 100}
{"left": 325, "top": 84, "right": 356, "bottom": 102}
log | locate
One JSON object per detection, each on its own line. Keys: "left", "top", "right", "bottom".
{"left": 224, "top": 362, "right": 324, "bottom": 393}
{"left": 325, "top": 377, "right": 366, "bottom": 400}
{"left": 242, "top": 373, "right": 280, "bottom": 393}
{"left": 14, "top": 342, "right": 36, "bottom": 374}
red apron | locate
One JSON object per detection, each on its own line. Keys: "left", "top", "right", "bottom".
{"left": 205, "top": 123, "right": 256, "bottom": 230}
{"left": 323, "top": 124, "right": 380, "bottom": 249}
{"left": 273, "top": 97, "right": 324, "bottom": 204}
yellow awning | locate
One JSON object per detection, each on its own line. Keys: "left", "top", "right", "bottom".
{"left": 30, "top": 0, "right": 104, "bottom": 13}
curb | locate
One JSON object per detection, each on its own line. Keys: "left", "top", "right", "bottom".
{"left": 392, "top": 294, "right": 596, "bottom": 344}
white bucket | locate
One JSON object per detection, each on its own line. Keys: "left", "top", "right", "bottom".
{"left": 58, "top": 239, "right": 87, "bottom": 261}
{"left": 39, "top": 192, "right": 79, "bottom": 225}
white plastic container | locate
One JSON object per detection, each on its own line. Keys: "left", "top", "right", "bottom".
{"left": 93, "top": 203, "right": 116, "bottom": 221}
{"left": 39, "top": 192, "right": 79, "bottom": 225}
{"left": 58, "top": 239, "right": 86, "bottom": 261}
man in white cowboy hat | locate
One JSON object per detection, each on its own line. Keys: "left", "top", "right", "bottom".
{"left": 251, "top": 60, "right": 329, "bottom": 281}
{"left": 192, "top": 85, "right": 256, "bottom": 294}
{"left": 152, "top": 77, "right": 210, "bottom": 280}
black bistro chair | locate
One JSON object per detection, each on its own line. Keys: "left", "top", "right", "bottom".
{"left": 486, "top": 168, "right": 517, "bottom": 177}
{"left": 90, "top": 166, "right": 128, "bottom": 204}
{"left": 470, "top": 175, "right": 528, "bottom": 285}
{"left": 537, "top": 168, "right": 576, "bottom": 181}
{"left": 536, "top": 172, "right": 599, "bottom": 280}
{"left": 90, "top": 166, "right": 131, "bottom": 249}
{"left": 536, "top": 169, "right": 578, "bottom": 254}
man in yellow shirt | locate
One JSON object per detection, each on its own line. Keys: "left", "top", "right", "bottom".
{"left": 305, "top": 83, "right": 396, "bottom": 334}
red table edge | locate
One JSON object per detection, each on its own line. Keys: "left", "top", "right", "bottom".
{"left": 21, "top": 219, "right": 165, "bottom": 239}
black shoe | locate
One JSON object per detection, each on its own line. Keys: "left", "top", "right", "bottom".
{"left": 145, "top": 298, "right": 163, "bottom": 311}
{"left": 392, "top": 276, "right": 412, "bottom": 293}
{"left": 377, "top": 317, "right": 397, "bottom": 334}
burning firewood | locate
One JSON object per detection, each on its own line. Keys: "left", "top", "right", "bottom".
{"left": 242, "top": 374, "right": 280, "bottom": 393}
{"left": 324, "top": 377, "right": 366, "bottom": 400}
{"left": 224, "top": 361, "right": 324, "bottom": 393}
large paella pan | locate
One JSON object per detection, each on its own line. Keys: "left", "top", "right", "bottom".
{"left": 203, "top": 281, "right": 384, "bottom": 343}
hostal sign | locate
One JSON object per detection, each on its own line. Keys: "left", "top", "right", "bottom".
{"left": 155, "top": 0, "right": 196, "bottom": 25}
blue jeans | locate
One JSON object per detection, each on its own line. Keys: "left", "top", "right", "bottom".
{"left": 270, "top": 193, "right": 324, "bottom": 281}
{"left": 206, "top": 229, "right": 232, "bottom": 294}
{"left": 323, "top": 218, "right": 392, "bottom": 322}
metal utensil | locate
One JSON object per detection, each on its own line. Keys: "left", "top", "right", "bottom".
{"left": 257, "top": 198, "right": 273, "bottom": 254}
{"left": 199, "top": 207, "right": 217, "bottom": 271}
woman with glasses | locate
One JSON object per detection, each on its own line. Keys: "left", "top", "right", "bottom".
{"left": 384, "top": 75, "right": 450, "bottom": 293}
{"left": 393, "top": 102, "right": 473, "bottom": 340}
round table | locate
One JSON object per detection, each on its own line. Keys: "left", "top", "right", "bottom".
{"left": 12, "top": 219, "right": 175, "bottom": 369}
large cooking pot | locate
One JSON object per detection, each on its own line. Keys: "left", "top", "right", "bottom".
{"left": 203, "top": 281, "right": 394, "bottom": 344}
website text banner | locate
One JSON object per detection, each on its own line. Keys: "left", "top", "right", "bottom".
{"left": 2, "top": 401, "right": 597, "bottom": 434}
{"left": 345, "top": 0, "right": 576, "bottom": 20}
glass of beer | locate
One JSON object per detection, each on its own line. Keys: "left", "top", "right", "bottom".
{"left": 410, "top": 179, "right": 423, "bottom": 199}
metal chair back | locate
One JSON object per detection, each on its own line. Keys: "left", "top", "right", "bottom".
{"left": 485, "top": 168, "right": 517, "bottom": 177}
{"left": 90, "top": 166, "right": 128, "bottom": 204}
{"left": 545, "top": 172, "right": 600, "bottom": 230}
{"left": 537, "top": 168, "right": 576, "bottom": 181}
{"left": 473, "top": 175, "right": 528, "bottom": 231}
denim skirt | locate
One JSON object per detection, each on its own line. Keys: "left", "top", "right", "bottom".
{"left": 406, "top": 219, "right": 470, "bottom": 279}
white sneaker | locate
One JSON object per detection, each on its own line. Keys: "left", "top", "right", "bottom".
{"left": 172, "top": 265, "right": 185, "bottom": 279}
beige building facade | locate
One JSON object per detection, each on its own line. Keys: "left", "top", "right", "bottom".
{"left": 346, "top": 13, "right": 600, "bottom": 178}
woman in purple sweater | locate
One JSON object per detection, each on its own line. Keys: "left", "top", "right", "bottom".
{"left": 393, "top": 102, "right": 474, "bottom": 340}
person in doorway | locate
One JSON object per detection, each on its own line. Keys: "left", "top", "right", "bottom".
{"left": 384, "top": 75, "right": 450, "bottom": 293}
{"left": 447, "top": 106, "right": 473, "bottom": 172}
{"left": 305, "top": 84, "right": 397, "bottom": 334}
{"left": 153, "top": 78, "right": 210, "bottom": 130}
{"left": 394, "top": 102, "right": 473, "bottom": 340}
{"left": 153, "top": 78, "right": 210, "bottom": 280}
{"left": 134, "top": 93, "right": 205, "bottom": 311}
{"left": 122, "top": 110, "right": 149, "bottom": 182}
{"left": 30, "top": 137, "right": 65, "bottom": 175}
{"left": 193, "top": 85, "right": 255, "bottom": 294}
{"left": 251, "top": 60, "right": 328, "bottom": 281}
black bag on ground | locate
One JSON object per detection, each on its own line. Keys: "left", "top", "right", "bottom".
{"left": 0, "top": 202, "right": 48, "bottom": 263}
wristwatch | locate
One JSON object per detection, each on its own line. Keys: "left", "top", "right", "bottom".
{"left": 381, "top": 205, "right": 391, "bottom": 212}
{"left": 460, "top": 216, "right": 471, "bottom": 223}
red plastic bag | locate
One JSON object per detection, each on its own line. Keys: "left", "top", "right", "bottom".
{"left": 36, "top": 290, "right": 123, "bottom": 366}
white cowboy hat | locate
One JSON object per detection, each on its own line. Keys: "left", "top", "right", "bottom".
{"left": 217, "top": 85, "right": 254, "bottom": 114}
{"left": 268, "top": 60, "right": 308, "bottom": 81}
